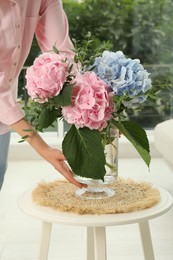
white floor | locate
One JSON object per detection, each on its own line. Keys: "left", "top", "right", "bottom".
{"left": 0, "top": 155, "right": 173, "bottom": 259}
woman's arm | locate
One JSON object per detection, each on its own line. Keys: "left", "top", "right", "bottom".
{"left": 11, "top": 118, "right": 85, "bottom": 188}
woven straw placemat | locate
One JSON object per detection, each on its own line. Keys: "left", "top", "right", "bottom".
{"left": 32, "top": 178, "right": 160, "bottom": 215}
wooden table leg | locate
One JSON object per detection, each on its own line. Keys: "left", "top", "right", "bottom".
{"left": 38, "top": 222, "right": 52, "bottom": 260}
{"left": 87, "top": 227, "right": 95, "bottom": 260}
{"left": 139, "top": 221, "right": 155, "bottom": 260}
{"left": 94, "top": 227, "right": 107, "bottom": 260}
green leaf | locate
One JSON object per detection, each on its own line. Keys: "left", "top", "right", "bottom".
{"left": 53, "top": 45, "right": 59, "bottom": 54}
{"left": 68, "top": 64, "right": 74, "bottom": 73}
{"left": 113, "top": 120, "right": 151, "bottom": 168}
{"left": 22, "top": 129, "right": 34, "bottom": 132}
{"left": 53, "top": 83, "right": 74, "bottom": 106}
{"left": 18, "top": 139, "right": 26, "bottom": 143}
{"left": 62, "top": 125, "right": 106, "bottom": 180}
{"left": 38, "top": 107, "right": 60, "bottom": 130}
{"left": 21, "top": 135, "right": 30, "bottom": 139}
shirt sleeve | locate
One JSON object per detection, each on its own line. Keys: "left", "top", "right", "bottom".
{"left": 35, "top": 0, "right": 74, "bottom": 54}
{"left": 0, "top": 76, "right": 25, "bottom": 127}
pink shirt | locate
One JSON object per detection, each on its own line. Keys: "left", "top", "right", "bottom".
{"left": 0, "top": 0, "right": 74, "bottom": 134}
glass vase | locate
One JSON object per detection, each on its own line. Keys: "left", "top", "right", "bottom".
{"left": 74, "top": 129, "right": 118, "bottom": 199}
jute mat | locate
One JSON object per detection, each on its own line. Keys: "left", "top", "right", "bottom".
{"left": 32, "top": 178, "right": 160, "bottom": 215}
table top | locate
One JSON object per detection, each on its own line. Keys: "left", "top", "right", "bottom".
{"left": 18, "top": 188, "right": 173, "bottom": 227}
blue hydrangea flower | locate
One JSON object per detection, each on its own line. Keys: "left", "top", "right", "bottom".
{"left": 92, "top": 51, "right": 152, "bottom": 104}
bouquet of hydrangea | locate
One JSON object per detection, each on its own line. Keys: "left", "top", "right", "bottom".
{"left": 25, "top": 41, "right": 153, "bottom": 181}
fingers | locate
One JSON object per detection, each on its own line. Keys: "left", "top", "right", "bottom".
{"left": 55, "top": 160, "right": 87, "bottom": 189}
{"left": 48, "top": 148, "right": 87, "bottom": 188}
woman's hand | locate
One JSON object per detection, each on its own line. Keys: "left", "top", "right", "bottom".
{"left": 41, "top": 146, "right": 87, "bottom": 188}
{"left": 11, "top": 119, "right": 87, "bottom": 188}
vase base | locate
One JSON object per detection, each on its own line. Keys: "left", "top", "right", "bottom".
{"left": 75, "top": 187, "right": 115, "bottom": 199}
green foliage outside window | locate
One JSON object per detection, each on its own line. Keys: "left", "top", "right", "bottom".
{"left": 63, "top": 0, "right": 173, "bottom": 64}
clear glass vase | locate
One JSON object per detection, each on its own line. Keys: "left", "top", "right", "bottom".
{"left": 74, "top": 129, "right": 118, "bottom": 199}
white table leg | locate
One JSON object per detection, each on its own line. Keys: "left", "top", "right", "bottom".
{"left": 138, "top": 221, "right": 155, "bottom": 260}
{"left": 94, "top": 226, "right": 107, "bottom": 260}
{"left": 38, "top": 221, "right": 52, "bottom": 260}
{"left": 87, "top": 227, "right": 95, "bottom": 260}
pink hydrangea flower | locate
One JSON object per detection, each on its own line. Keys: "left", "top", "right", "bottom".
{"left": 25, "top": 52, "right": 70, "bottom": 103}
{"left": 62, "top": 72, "right": 114, "bottom": 131}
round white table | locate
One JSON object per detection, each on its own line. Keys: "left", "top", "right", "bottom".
{"left": 18, "top": 188, "right": 173, "bottom": 260}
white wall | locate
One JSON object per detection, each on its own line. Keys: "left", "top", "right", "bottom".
{"left": 9, "top": 131, "right": 162, "bottom": 161}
